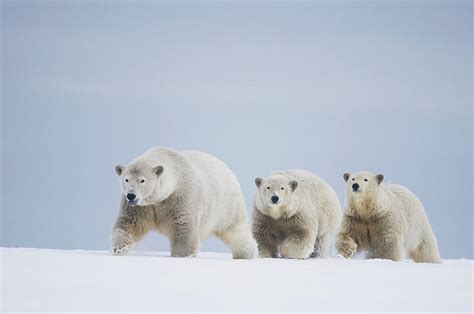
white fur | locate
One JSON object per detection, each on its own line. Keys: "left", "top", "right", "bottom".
{"left": 252, "top": 169, "right": 342, "bottom": 259}
{"left": 336, "top": 171, "right": 442, "bottom": 263}
{"left": 111, "top": 147, "right": 257, "bottom": 259}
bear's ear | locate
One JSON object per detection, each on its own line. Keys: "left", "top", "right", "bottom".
{"left": 255, "top": 177, "right": 263, "bottom": 188}
{"left": 343, "top": 173, "right": 350, "bottom": 182}
{"left": 153, "top": 166, "right": 164, "bottom": 177}
{"left": 375, "top": 174, "right": 384, "bottom": 184}
{"left": 115, "top": 165, "right": 124, "bottom": 176}
{"left": 289, "top": 180, "right": 298, "bottom": 191}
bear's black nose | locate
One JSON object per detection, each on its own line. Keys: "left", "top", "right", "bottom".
{"left": 352, "top": 183, "right": 359, "bottom": 191}
{"left": 127, "top": 193, "right": 136, "bottom": 201}
{"left": 271, "top": 195, "right": 279, "bottom": 204}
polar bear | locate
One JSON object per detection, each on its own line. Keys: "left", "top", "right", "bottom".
{"left": 111, "top": 147, "right": 257, "bottom": 259}
{"left": 252, "top": 169, "right": 341, "bottom": 259}
{"left": 335, "top": 172, "right": 441, "bottom": 263}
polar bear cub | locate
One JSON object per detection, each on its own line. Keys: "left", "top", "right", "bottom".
{"left": 335, "top": 172, "right": 441, "bottom": 263}
{"left": 252, "top": 169, "right": 341, "bottom": 259}
{"left": 111, "top": 147, "right": 257, "bottom": 259}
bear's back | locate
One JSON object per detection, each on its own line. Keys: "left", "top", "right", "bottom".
{"left": 381, "top": 183, "right": 427, "bottom": 227}
{"left": 134, "top": 146, "right": 181, "bottom": 165}
{"left": 382, "top": 183, "right": 424, "bottom": 211}
{"left": 274, "top": 169, "right": 336, "bottom": 199}
{"left": 181, "top": 150, "right": 241, "bottom": 187}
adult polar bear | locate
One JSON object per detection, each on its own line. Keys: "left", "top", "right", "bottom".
{"left": 336, "top": 172, "right": 441, "bottom": 263}
{"left": 111, "top": 147, "right": 257, "bottom": 259}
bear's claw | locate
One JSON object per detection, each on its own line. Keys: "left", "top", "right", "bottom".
{"left": 112, "top": 243, "right": 131, "bottom": 255}
{"left": 339, "top": 245, "right": 357, "bottom": 258}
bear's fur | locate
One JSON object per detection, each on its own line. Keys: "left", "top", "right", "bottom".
{"left": 252, "top": 169, "right": 341, "bottom": 259}
{"left": 111, "top": 147, "right": 257, "bottom": 259}
{"left": 335, "top": 171, "right": 441, "bottom": 263}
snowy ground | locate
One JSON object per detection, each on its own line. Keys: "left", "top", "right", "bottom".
{"left": 1, "top": 248, "right": 472, "bottom": 312}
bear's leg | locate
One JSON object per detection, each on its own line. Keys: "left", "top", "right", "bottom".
{"left": 368, "top": 221, "right": 405, "bottom": 261}
{"left": 280, "top": 230, "right": 316, "bottom": 259}
{"left": 312, "top": 234, "right": 331, "bottom": 258}
{"left": 372, "top": 236, "right": 404, "bottom": 261}
{"left": 335, "top": 233, "right": 358, "bottom": 258}
{"left": 252, "top": 220, "right": 278, "bottom": 258}
{"left": 110, "top": 229, "right": 135, "bottom": 255}
{"left": 410, "top": 238, "right": 442, "bottom": 263}
{"left": 110, "top": 201, "right": 153, "bottom": 255}
{"left": 256, "top": 241, "right": 278, "bottom": 258}
{"left": 218, "top": 222, "right": 258, "bottom": 259}
{"left": 170, "top": 227, "right": 200, "bottom": 257}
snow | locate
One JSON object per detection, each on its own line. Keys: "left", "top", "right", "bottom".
{"left": 1, "top": 247, "right": 472, "bottom": 312}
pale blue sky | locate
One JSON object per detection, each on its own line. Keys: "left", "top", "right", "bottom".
{"left": 1, "top": 1, "right": 472, "bottom": 258}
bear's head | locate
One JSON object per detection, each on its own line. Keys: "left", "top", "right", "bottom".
{"left": 254, "top": 174, "right": 299, "bottom": 219}
{"left": 115, "top": 162, "right": 165, "bottom": 206}
{"left": 343, "top": 171, "right": 384, "bottom": 199}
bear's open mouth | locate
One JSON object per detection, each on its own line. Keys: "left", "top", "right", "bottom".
{"left": 128, "top": 200, "right": 139, "bottom": 206}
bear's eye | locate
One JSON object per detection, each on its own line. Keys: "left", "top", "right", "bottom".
{"left": 266, "top": 186, "right": 271, "bottom": 190}
{"left": 125, "top": 178, "right": 129, "bottom": 183}
{"left": 281, "top": 187, "right": 284, "bottom": 190}
{"left": 352, "top": 178, "right": 355, "bottom": 181}
{"left": 140, "top": 179, "right": 145, "bottom": 183}
{"left": 364, "top": 179, "right": 368, "bottom": 182}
